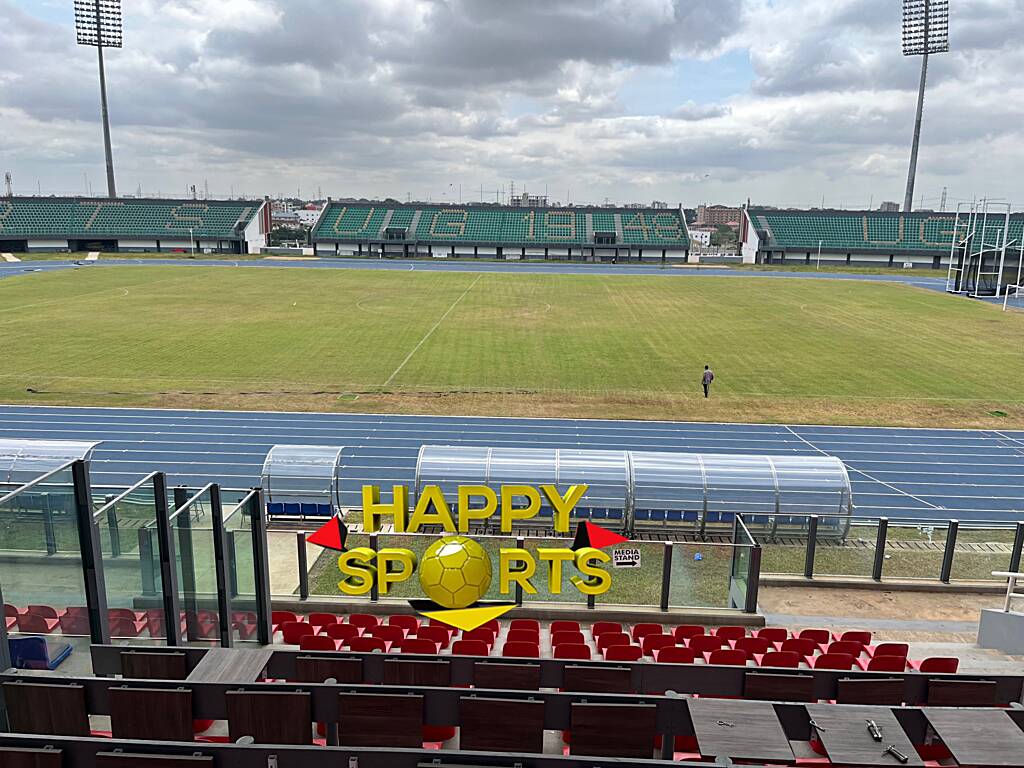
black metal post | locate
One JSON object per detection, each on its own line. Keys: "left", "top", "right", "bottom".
{"left": 745, "top": 546, "right": 762, "bottom": 614}
{"left": 106, "top": 495, "right": 121, "bottom": 558}
{"left": 248, "top": 488, "right": 273, "bottom": 646}
{"left": 804, "top": 515, "right": 819, "bottom": 579}
{"left": 369, "top": 532, "right": 379, "bottom": 603}
{"left": 660, "top": 542, "right": 673, "bottom": 611}
{"left": 226, "top": 531, "right": 239, "bottom": 598}
{"left": 174, "top": 487, "right": 199, "bottom": 641}
{"left": 42, "top": 495, "right": 57, "bottom": 555}
{"left": 297, "top": 531, "right": 309, "bottom": 601}
{"left": 515, "top": 536, "right": 524, "bottom": 607}
{"left": 153, "top": 473, "right": 182, "bottom": 646}
{"left": 1009, "top": 522, "right": 1024, "bottom": 574}
{"left": 872, "top": 518, "right": 889, "bottom": 582}
{"left": 939, "top": 519, "right": 958, "bottom": 584}
{"left": 586, "top": 593, "right": 596, "bottom": 610}
{"left": 209, "top": 484, "right": 232, "bottom": 647}
{"left": 138, "top": 528, "right": 157, "bottom": 596}
{"left": 72, "top": 460, "right": 110, "bottom": 645}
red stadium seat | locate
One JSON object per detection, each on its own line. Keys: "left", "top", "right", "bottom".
{"left": 867, "top": 655, "right": 907, "bottom": 672}
{"left": 673, "top": 624, "right": 705, "bottom": 642}
{"left": 388, "top": 614, "right": 420, "bottom": 634}
{"left": 656, "top": 646, "right": 696, "bottom": 664}
{"left": 708, "top": 649, "right": 748, "bottom": 666}
{"left": 591, "top": 621, "right": 622, "bottom": 638}
{"left": 476, "top": 618, "right": 500, "bottom": 636}
{"left": 780, "top": 638, "right": 819, "bottom": 660}
{"left": 324, "top": 623, "right": 360, "bottom": 643}
{"left": 836, "top": 629, "right": 872, "bottom": 645}
{"left": 27, "top": 605, "right": 60, "bottom": 620}
{"left": 554, "top": 643, "right": 591, "bottom": 660}
{"left": 688, "top": 635, "right": 727, "bottom": 654}
{"left": 348, "top": 613, "right": 379, "bottom": 630}
{"left": 913, "top": 657, "right": 959, "bottom": 673}
{"left": 344, "top": 635, "right": 387, "bottom": 653}
{"left": 605, "top": 645, "right": 643, "bottom": 662}
{"left": 869, "top": 642, "right": 909, "bottom": 659}
{"left": 108, "top": 615, "right": 146, "bottom": 638}
{"left": 759, "top": 651, "right": 802, "bottom": 668}
{"left": 756, "top": 626, "right": 789, "bottom": 645}
{"left": 827, "top": 640, "right": 866, "bottom": 659}
{"left": 506, "top": 628, "right": 540, "bottom": 645}
{"left": 735, "top": 636, "right": 771, "bottom": 657}
{"left": 641, "top": 633, "right": 676, "bottom": 657}
{"left": 510, "top": 619, "right": 540, "bottom": 633}
{"left": 416, "top": 625, "right": 452, "bottom": 650}
{"left": 281, "top": 621, "right": 315, "bottom": 645}
{"left": 596, "top": 632, "right": 631, "bottom": 654}
{"left": 715, "top": 625, "right": 747, "bottom": 642}
{"left": 299, "top": 635, "right": 336, "bottom": 652}
{"left": 631, "top": 623, "right": 663, "bottom": 642}
{"left": 550, "top": 620, "right": 581, "bottom": 635}
{"left": 798, "top": 628, "right": 831, "bottom": 645}
{"left": 813, "top": 653, "right": 856, "bottom": 670}
{"left": 58, "top": 612, "right": 90, "bottom": 636}
{"left": 460, "top": 627, "right": 495, "bottom": 648}
{"left": 502, "top": 641, "right": 540, "bottom": 658}
{"left": 365, "top": 624, "right": 405, "bottom": 644}
{"left": 271, "top": 611, "right": 299, "bottom": 631}
{"left": 552, "top": 630, "right": 586, "bottom": 647}
{"left": 397, "top": 637, "right": 439, "bottom": 654}
{"left": 307, "top": 612, "right": 339, "bottom": 630}
{"left": 427, "top": 618, "right": 457, "bottom": 637}
{"left": 451, "top": 639, "right": 489, "bottom": 657}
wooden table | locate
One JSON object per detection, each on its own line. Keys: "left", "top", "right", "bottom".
{"left": 923, "top": 708, "right": 1024, "bottom": 767}
{"left": 688, "top": 698, "right": 795, "bottom": 762}
{"left": 185, "top": 648, "right": 274, "bottom": 684}
{"left": 806, "top": 704, "right": 923, "bottom": 766}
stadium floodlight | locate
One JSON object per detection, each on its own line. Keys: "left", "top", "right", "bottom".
{"left": 74, "top": 0, "right": 122, "bottom": 198}
{"left": 901, "top": 0, "right": 949, "bottom": 213}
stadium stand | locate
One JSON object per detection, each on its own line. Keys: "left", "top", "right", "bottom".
{"left": 311, "top": 203, "right": 689, "bottom": 262}
{"left": 0, "top": 197, "right": 270, "bottom": 254}
{"left": 740, "top": 206, "right": 1024, "bottom": 273}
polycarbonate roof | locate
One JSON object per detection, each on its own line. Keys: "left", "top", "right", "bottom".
{"left": 260, "top": 445, "right": 344, "bottom": 505}
{"left": 415, "top": 445, "right": 853, "bottom": 521}
{"left": 0, "top": 438, "right": 101, "bottom": 488}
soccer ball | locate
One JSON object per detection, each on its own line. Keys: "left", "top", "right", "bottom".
{"left": 418, "top": 535, "right": 492, "bottom": 609}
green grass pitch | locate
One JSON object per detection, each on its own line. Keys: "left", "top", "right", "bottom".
{"left": 0, "top": 265, "right": 1022, "bottom": 427}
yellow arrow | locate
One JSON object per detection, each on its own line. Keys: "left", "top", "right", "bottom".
{"left": 419, "top": 603, "right": 516, "bottom": 632}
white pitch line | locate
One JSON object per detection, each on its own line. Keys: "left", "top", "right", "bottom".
{"left": 383, "top": 274, "right": 482, "bottom": 386}
{"left": 784, "top": 425, "right": 942, "bottom": 510}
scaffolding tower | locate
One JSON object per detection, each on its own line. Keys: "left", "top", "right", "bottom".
{"left": 946, "top": 199, "right": 1016, "bottom": 298}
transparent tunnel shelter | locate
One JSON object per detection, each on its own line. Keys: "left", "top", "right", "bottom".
{"left": 261, "top": 445, "right": 343, "bottom": 518}
{"left": 0, "top": 438, "right": 101, "bottom": 492}
{"left": 414, "top": 445, "right": 853, "bottom": 533}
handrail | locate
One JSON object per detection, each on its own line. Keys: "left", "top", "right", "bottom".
{"left": 223, "top": 487, "right": 259, "bottom": 525}
{"left": 167, "top": 482, "right": 215, "bottom": 522}
{"left": 992, "top": 571, "right": 1024, "bottom": 612}
{"left": 92, "top": 471, "right": 160, "bottom": 520}
{"left": 0, "top": 459, "right": 77, "bottom": 506}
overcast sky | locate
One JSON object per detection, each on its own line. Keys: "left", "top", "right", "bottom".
{"left": 1, "top": 0, "right": 1022, "bottom": 208}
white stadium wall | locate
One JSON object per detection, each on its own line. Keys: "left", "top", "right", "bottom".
{"left": 26, "top": 239, "right": 70, "bottom": 252}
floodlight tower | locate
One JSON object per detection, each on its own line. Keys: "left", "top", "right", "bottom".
{"left": 74, "top": 0, "right": 122, "bottom": 198}
{"left": 901, "top": 0, "right": 949, "bottom": 213}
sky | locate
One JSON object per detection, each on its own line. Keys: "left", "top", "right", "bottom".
{"left": 1, "top": 0, "right": 1022, "bottom": 208}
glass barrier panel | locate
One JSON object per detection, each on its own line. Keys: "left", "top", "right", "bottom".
{"left": 95, "top": 479, "right": 169, "bottom": 642}
{"left": 0, "top": 466, "right": 91, "bottom": 643}
{"left": 599, "top": 541, "right": 664, "bottom": 607}
{"left": 950, "top": 525, "right": 1017, "bottom": 582}
{"left": 669, "top": 542, "right": 732, "bottom": 608}
{"left": 171, "top": 489, "right": 220, "bottom": 645}
{"left": 882, "top": 522, "right": 949, "bottom": 580}
{"left": 224, "top": 497, "right": 259, "bottom": 644}
{"left": 813, "top": 519, "right": 878, "bottom": 578}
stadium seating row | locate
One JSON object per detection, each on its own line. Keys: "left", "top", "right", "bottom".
{"left": 0, "top": 198, "right": 259, "bottom": 238}
{"left": 313, "top": 205, "right": 689, "bottom": 246}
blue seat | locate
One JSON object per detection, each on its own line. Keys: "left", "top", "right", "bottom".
{"left": 750, "top": 515, "right": 770, "bottom": 525}
{"left": 283, "top": 502, "right": 301, "bottom": 516}
{"left": 591, "top": 508, "right": 607, "bottom": 520}
{"left": 683, "top": 510, "right": 698, "bottom": 523}
{"left": 266, "top": 502, "right": 284, "bottom": 516}
{"left": 535, "top": 506, "right": 551, "bottom": 518}
{"left": 608, "top": 508, "right": 623, "bottom": 520}
{"left": 300, "top": 503, "right": 319, "bottom": 517}
{"left": 634, "top": 509, "right": 651, "bottom": 521}
{"left": 720, "top": 512, "right": 735, "bottom": 523}
{"left": 647, "top": 509, "right": 666, "bottom": 522}
{"left": 705, "top": 511, "right": 720, "bottom": 523}
{"left": 8, "top": 636, "right": 72, "bottom": 670}
{"left": 317, "top": 503, "right": 333, "bottom": 516}
{"left": 666, "top": 510, "right": 682, "bottom": 522}
{"left": 575, "top": 507, "right": 591, "bottom": 519}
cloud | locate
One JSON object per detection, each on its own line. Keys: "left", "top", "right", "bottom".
{"left": 0, "top": 0, "right": 1021, "bottom": 207}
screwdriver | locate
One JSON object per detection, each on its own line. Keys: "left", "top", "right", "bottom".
{"left": 884, "top": 744, "right": 909, "bottom": 763}
{"left": 867, "top": 719, "right": 883, "bottom": 741}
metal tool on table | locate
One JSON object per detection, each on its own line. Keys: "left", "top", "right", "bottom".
{"left": 809, "top": 719, "right": 827, "bottom": 733}
{"left": 716, "top": 720, "right": 735, "bottom": 727}
{"left": 884, "top": 744, "right": 909, "bottom": 763}
{"left": 867, "top": 719, "right": 883, "bottom": 741}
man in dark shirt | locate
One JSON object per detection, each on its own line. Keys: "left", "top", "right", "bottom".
{"left": 702, "top": 365, "right": 714, "bottom": 398}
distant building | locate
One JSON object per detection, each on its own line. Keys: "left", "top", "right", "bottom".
{"left": 651, "top": 201, "right": 668, "bottom": 209}
{"left": 696, "top": 204, "right": 742, "bottom": 230}
{"left": 295, "top": 207, "right": 323, "bottom": 226}
{"left": 688, "top": 227, "right": 715, "bottom": 247}
{"left": 271, "top": 209, "right": 301, "bottom": 226}
{"left": 879, "top": 201, "right": 900, "bottom": 212}
{"left": 509, "top": 192, "right": 549, "bottom": 207}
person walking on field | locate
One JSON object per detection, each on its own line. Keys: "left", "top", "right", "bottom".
{"left": 702, "top": 365, "right": 714, "bottom": 398}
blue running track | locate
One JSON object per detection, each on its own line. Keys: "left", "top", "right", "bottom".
{"left": 1, "top": 405, "right": 1021, "bottom": 524}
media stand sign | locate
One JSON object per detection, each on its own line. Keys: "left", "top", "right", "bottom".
{"left": 612, "top": 546, "right": 641, "bottom": 568}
